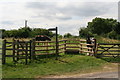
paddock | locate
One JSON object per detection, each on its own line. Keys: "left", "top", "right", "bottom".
{"left": 2, "top": 38, "right": 96, "bottom": 64}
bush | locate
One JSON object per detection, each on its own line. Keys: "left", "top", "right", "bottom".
{"left": 107, "top": 30, "right": 117, "bottom": 39}
{"left": 116, "top": 35, "right": 120, "bottom": 40}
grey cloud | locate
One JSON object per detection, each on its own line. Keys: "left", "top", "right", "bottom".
{"left": 26, "top": 2, "right": 57, "bottom": 11}
{"left": 26, "top": 2, "right": 113, "bottom": 20}
{"left": 58, "top": 2, "right": 113, "bottom": 17}
{"left": 1, "top": 21, "right": 14, "bottom": 25}
{"left": 26, "top": 2, "right": 73, "bottom": 20}
{"left": 56, "top": 16, "right": 72, "bottom": 20}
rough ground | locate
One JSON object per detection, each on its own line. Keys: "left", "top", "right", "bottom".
{"left": 39, "top": 63, "right": 119, "bottom": 79}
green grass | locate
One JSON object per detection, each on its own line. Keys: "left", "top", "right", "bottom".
{"left": 2, "top": 54, "right": 108, "bottom": 78}
{"left": 100, "top": 57, "right": 120, "bottom": 63}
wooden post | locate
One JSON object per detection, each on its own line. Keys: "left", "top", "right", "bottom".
{"left": 93, "top": 39, "right": 97, "bottom": 57}
{"left": 31, "top": 39, "right": 35, "bottom": 60}
{"left": 46, "top": 41, "right": 48, "bottom": 54}
{"left": 80, "top": 40, "right": 82, "bottom": 54}
{"left": 12, "top": 39, "right": 16, "bottom": 62}
{"left": 48, "top": 27, "right": 58, "bottom": 59}
{"left": 25, "top": 42, "right": 28, "bottom": 64}
{"left": 16, "top": 40, "right": 19, "bottom": 62}
{"left": 2, "top": 40, "right": 6, "bottom": 64}
{"left": 55, "top": 27, "right": 59, "bottom": 60}
{"left": 29, "top": 40, "right": 32, "bottom": 60}
{"left": 64, "top": 40, "right": 67, "bottom": 53}
{"left": 117, "top": 44, "right": 120, "bottom": 57}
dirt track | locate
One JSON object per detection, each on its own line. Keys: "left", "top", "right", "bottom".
{"left": 39, "top": 63, "right": 119, "bottom": 79}
{"left": 48, "top": 71, "right": 119, "bottom": 78}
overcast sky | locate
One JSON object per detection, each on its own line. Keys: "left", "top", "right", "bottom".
{"left": 0, "top": 0, "right": 119, "bottom": 36}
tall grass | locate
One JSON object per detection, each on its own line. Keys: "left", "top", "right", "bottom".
{"left": 95, "top": 36, "right": 120, "bottom": 43}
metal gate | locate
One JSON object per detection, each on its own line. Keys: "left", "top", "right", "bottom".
{"left": 13, "top": 40, "right": 31, "bottom": 64}
{"left": 2, "top": 39, "right": 31, "bottom": 64}
{"left": 96, "top": 43, "right": 120, "bottom": 58}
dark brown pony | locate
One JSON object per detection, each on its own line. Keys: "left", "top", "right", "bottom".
{"left": 35, "top": 35, "right": 51, "bottom": 45}
{"left": 35, "top": 35, "right": 51, "bottom": 41}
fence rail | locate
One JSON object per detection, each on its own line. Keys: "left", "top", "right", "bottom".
{"left": 2, "top": 38, "right": 97, "bottom": 64}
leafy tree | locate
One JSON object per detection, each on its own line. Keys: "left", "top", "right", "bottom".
{"left": 18, "top": 27, "right": 32, "bottom": 38}
{"left": 0, "top": 29, "right": 5, "bottom": 38}
{"left": 32, "top": 28, "right": 54, "bottom": 37}
{"left": 87, "top": 17, "right": 114, "bottom": 35}
{"left": 79, "top": 27, "right": 92, "bottom": 38}
{"left": 64, "top": 33, "right": 73, "bottom": 38}
{"left": 79, "top": 17, "right": 120, "bottom": 40}
{"left": 114, "top": 22, "right": 120, "bottom": 34}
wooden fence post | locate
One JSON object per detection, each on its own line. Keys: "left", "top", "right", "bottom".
{"left": 12, "top": 39, "right": 16, "bottom": 62}
{"left": 117, "top": 44, "right": 119, "bottom": 57}
{"left": 93, "top": 39, "right": 97, "bottom": 57}
{"left": 16, "top": 40, "right": 19, "bottom": 61}
{"left": 2, "top": 40, "right": 6, "bottom": 64}
{"left": 29, "top": 40, "right": 32, "bottom": 60}
{"left": 46, "top": 41, "right": 48, "bottom": 54}
{"left": 64, "top": 40, "right": 67, "bottom": 53}
{"left": 25, "top": 42, "right": 28, "bottom": 64}
{"left": 31, "top": 39, "right": 35, "bottom": 60}
{"left": 55, "top": 27, "right": 59, "bottom": 60}
{"left": 80, "top": 40, "right": 82, "bottom": 54}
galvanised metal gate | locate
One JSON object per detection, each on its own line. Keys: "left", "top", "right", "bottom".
{"left": 96, "top": 43, "right": 120, "bottom": 58}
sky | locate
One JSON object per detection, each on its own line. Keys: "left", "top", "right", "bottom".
{"left": 0, "top": 0, "right": 119, "bottom": 36}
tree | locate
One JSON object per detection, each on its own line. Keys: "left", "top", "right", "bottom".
{"left": 18, "top": 27, "right": 32, "bottom": 38}
{"left": 79, "top": 27, "right": 92, "bottom": 38}
{"left": 79, "top": 17, "right": 119, "bottom": 39}
{"left": 87, "top": 17, "right": 114, "bottom": 35}
{"left": 64, "top": 33, "right": 72, "bottom": 38}
{"left": 0, "top": 29, "right": 5, "bottom": 38}
{"left": 114, "top": 22, "right": 120, "bottom": 34}
{"left": 32, "top": 28, "right": 54, "bottom": 37}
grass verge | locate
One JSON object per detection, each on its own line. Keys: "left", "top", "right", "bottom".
{"left": 2, "top": 54, "right": 109, "bottom": 78}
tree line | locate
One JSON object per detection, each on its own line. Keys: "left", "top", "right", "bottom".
{"left": 79, "top": 17, "right": 120, "bottom": 40}
{"left": 1, "top": 27, "right": 78, "bottom": 39}
{"left": 1, "top": 27, "right": 54, "bottom": 38}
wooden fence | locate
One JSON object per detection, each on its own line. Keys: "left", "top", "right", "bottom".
{"left": 2, "top": 38, "right": 96, "bottom": 64}
{"left": 64, "top": 39, "right": 96, "bottom": 56}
